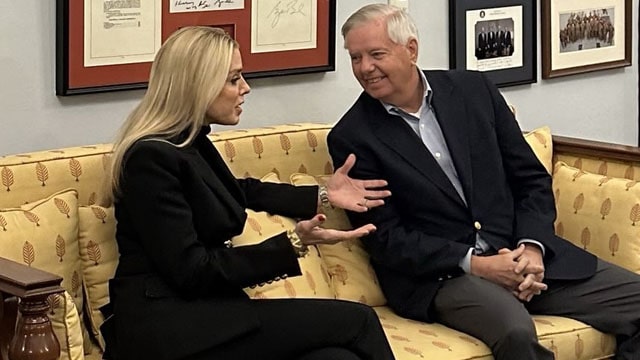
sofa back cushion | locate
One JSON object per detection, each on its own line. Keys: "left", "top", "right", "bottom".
{"left": 524, "top": 126, "right": 553, "bottom": 174}
{"left": 289, "top": 173, "right": 387, "bottom": 306}
{"left": 231, "top": 172, "right": 334, "bottom": 299}
{"left": 210, "top": 123, "right": 334, "bottom": 180}
{"left": 0, "top": 144, "right": 113, "bottom": 208}
{"left": 553, "top": 162, "right": 640, "bottom": 273}
{"left": 555, "top": 153, "right": 640, "bottom": 181}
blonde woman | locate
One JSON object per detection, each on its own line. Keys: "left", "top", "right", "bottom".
{"left": 101, "top": 27, "right": 395, "bottom": 360}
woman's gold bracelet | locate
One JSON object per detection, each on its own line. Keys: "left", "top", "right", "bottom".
{"left": 286, "top": 229, "right": 309, "bottom": 258}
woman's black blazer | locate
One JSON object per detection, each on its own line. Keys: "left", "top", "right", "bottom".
{"left": 108, "top": 127, "right": 318, "bottom": 360}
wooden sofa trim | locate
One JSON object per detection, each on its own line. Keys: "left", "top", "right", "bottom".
{"left": 0, "top": 257, "right": 64, "bottom": 360}
{"left": 553, "top": 134, "right": 640, "bottom": 162}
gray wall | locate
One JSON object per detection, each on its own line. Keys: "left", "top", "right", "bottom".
{"left": 1, "top": 1, "right": 637, "bottom": 155}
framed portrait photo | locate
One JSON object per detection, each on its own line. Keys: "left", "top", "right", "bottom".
{"left": 541, "top": 0, "right": 631, "bottom": 79}
{"left": 449, "top": 0, "right": 536, "bottom": 87}
{"left": 56, "top": 0, "right": 336, "bottom": 96}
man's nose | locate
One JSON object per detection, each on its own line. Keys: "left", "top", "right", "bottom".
{"left": 360, "top": 56, "right": 375, "bottom": 72}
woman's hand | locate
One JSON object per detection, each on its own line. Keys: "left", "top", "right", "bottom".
{"left": 295, "top": 214, "right": 377, "bottom": 245}
{"left": 326, "top": 154, "right": 391, "bottom": 212}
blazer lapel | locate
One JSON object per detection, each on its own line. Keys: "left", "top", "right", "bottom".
{"left": 426, "top": 72, "right": 473, "bottom": 206}
{"left": 190, "top": 130, "right": 247, "bottom": 226}
{"left": 365, "top": 95, "right": 465, "bottom": 206}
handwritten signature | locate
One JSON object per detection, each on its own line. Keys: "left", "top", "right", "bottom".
{"left": 213, "top": 0, "right": 235, "bottom": 8}
{"left": 268, "top": 0, "right": 307, "bottom": 28}
{"left": 174, "top": 0, "right": 236, "bottom": 10}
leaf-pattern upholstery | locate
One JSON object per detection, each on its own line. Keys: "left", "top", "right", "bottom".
{"left": 0, "top": 189, "right": 85, "bottom": 360}
{"left": 77, "top": 205, "right": 118, "bottom": 352}
{"left": 553, "top": 162, "right": 640, "bottom": 273}
{"left": 2, "top": 123, "right": 633, "bottom": 359}
{"left": 231, "top": 172, "right": 334, "bottom": 300}
{"left": 289, "top": 173, "right": 387, "bottom": 307}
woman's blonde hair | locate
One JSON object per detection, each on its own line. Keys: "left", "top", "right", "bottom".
{"left": 103, "top": 26, "right": 238, "bottom": 205}
{"left": 341, "top": 4, "right": 418, "bottom": 46}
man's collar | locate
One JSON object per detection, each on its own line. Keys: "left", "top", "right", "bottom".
{"left": 381, "top": 67, "right": 433, "bottom": 114}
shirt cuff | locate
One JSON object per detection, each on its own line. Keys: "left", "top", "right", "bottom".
{"left": 458, "top": 247, "right": 475, "bottom": 273}
{"left": 517, "top": 239, "right": 546, "bottom": 256}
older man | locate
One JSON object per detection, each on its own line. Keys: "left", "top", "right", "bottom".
{"left": 328, "top": 4, "right": 640, "bottom": 359}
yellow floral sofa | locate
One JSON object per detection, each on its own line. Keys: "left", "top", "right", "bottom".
{"left": 1, "top": 122, "right": 639, "bottom": 360}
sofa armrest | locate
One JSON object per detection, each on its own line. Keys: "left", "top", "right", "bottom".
{"left": 0, "top": 256, "right": 64, "bottom": 360}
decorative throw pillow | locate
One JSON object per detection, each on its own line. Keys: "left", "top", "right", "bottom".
{"left": 78, "top": 205, "right": 119, "bottom": 351}
{"left": 524, "top": 126, "right": 553, "bottom": 174}
{"left": 48, "top": 291, "right": 85, "bottom": 360}
{"left": 231, "top": 172, "right": 334, "bottom": 299}
{"left": 553, "top": 162, "right": 640, "bottom": 273}
{"left": 289, "top": 173, "right": 387, "bottom": 306}
{"left": 0, "top": 189, "right": 85, "bottom": 360}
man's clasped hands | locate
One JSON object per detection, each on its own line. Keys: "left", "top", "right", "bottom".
{"left": 471, "top": 244, "right": 548, "bottom": 302}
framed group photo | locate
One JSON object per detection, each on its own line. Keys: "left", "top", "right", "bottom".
{"left": 541, "top": 0, "right": 631, "bottom": 79}
{"left": 56, "top": 0, "right": 336, "bottom": 95}
{"left": 449, "top": 0, "right": 536, "bottom": 87}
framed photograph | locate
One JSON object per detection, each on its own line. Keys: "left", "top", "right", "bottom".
{"left": 541, "top": 0, "right": 631, "bottom": 79}
{"left": 449, "top": 0, "right": 536, "bottom": 87}
{"left": 56, "top": 0, "right": 336, "bottom": 96}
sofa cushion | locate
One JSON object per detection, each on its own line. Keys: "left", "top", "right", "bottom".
{"left": 0, "top": 189, "right": 85, "bottom": 360}
{"left": 374, "top": 306, "right": 491, "bottom": 359}
{"left": 552, "top": 162, "right": 640, "bottom": 273}
{"left": 231, "top": 173, "right": 334, "bottom": 299}
{"left": 290, "top": 173, "right": 387, "bottom": 306}
{"left": 374, "top": 306, "right": 614, "bottom": 359}
{"left": 533, "top": 315, "right": 615, "bottom": 359}
{"left": 78, "top": 205, "right": 118, "bottom": 351}
{"left": 209, "top": 123, "right": 334, "bottom": 180}
{"left": 49, "top": 291, "right": 86, "bottom": 360}
{"left": 553, "top": 162, "right": 640, "bottom": 273}
{"left": 0, "top": 144, "right": 113, "bottom": 208}
{"left": 554, "top": 153, "right": 640, "bottom": 181}
{"left": 524, "top": 125, "right": 553, "bottom": 174}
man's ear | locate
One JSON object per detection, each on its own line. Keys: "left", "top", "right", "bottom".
{"left": 406, "top": 37, "right": 419, "bottom": 63}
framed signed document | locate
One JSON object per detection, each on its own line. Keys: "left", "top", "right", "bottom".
{"left": 56, "top": 0, "right": 336, "bottom": 95}
{"left": 449, "top": 0, "right": 536, "bottom": 87}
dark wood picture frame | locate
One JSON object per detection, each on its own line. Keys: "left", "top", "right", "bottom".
{"left": 541, "top": 0, "right": 631, "bottom": 79}
{"left": 56, "top": 0, "right": 336, "bottom": 96}
{"left": 449, "top": 0, "right": 536, "bottom": 87}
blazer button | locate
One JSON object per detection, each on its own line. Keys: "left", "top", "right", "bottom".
{"left": 474, "top": 221, "right": 482, "bottom": 230}
{"left": 438, "top": 277, "right": 443, "bottom": 281}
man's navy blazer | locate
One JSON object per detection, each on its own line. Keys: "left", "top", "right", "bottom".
{"left": 328, "top": 70, "right": 596, "bottom": 322}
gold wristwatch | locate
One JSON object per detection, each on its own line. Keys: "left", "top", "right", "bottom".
{"left": 318, "top": 185, "right": 331, "bottom": 209}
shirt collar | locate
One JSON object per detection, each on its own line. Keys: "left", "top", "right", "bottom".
{"left": 381, "top": 68, "right": 433, "bottom": 116}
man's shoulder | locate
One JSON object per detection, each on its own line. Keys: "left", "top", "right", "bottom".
{"left": 423, "top": 69, "right": 485, "bottom": 83}
{"left": 335, "top": 93, "right": 374, "bottom": 124}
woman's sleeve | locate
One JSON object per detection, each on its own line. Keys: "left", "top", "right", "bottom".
{"left": 238, "top": 177, "right": 319, "bottom": 219}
